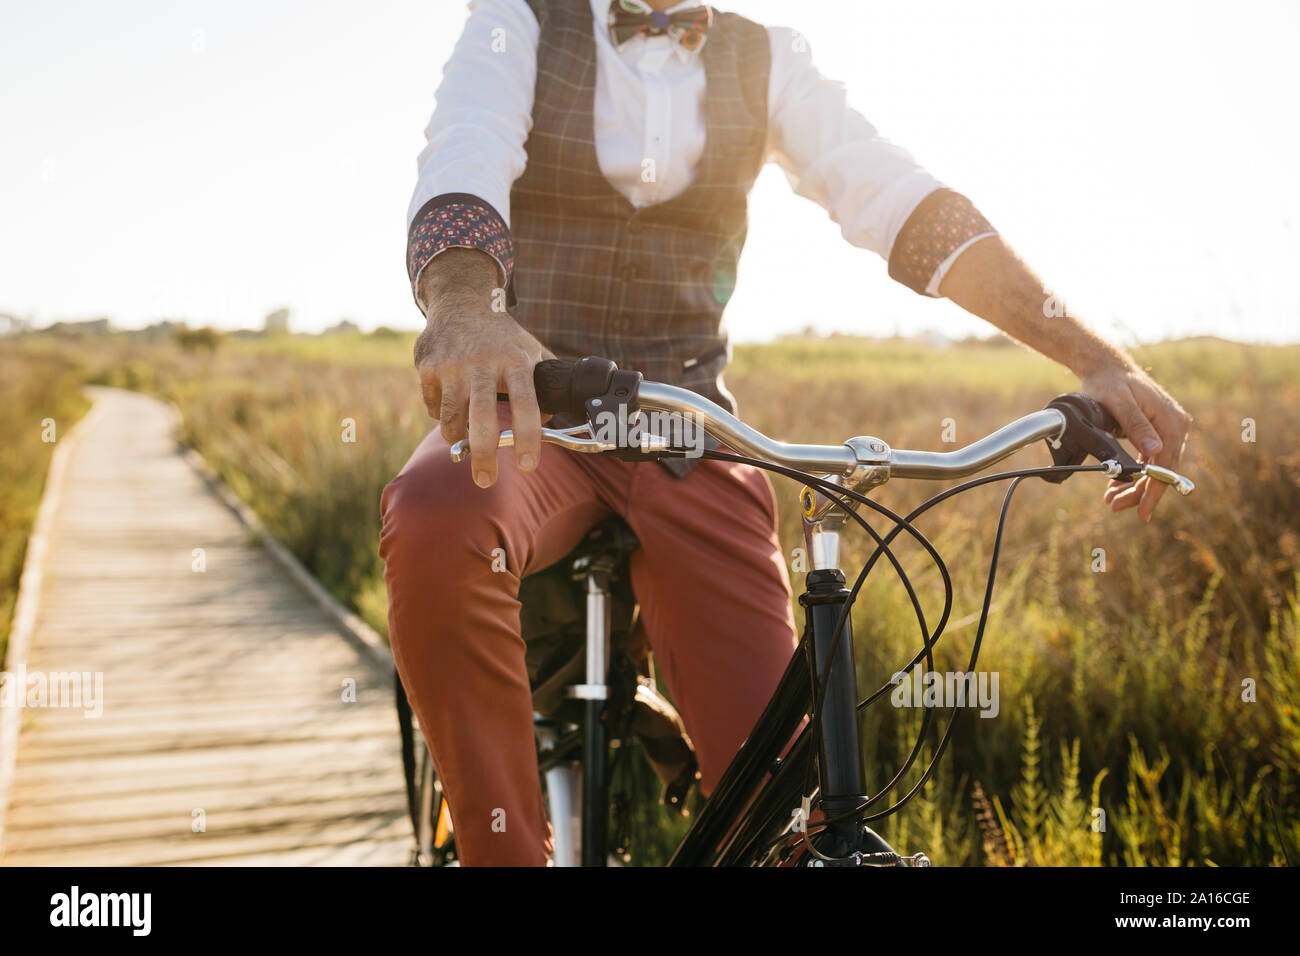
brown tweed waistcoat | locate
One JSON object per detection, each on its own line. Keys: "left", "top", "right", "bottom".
{"left": 512, "top": 0, "right": 770, "bottom": 413}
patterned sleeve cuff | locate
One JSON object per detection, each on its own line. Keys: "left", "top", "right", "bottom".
{"left": 887, "top": 188, "right": 996, "bottom": 298}
{"left": 407, "top": 193, "right": 516, "bottom": 311}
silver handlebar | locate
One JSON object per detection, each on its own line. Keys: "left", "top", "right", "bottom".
{"left": 448, "top": 379, "right": 1194, "bottom": 495}
{"left": 636, "top": 382, "right": 858, "bottom": 474}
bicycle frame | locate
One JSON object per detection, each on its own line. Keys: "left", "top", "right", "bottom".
{"left": 449, "top": 361, "right": 1196, "bottom": 866}
{"left": 666, "top": 515, "right": 872, "bottom": 866}
{"left": 550, "top": 502, "right": 879, "bottom": 867}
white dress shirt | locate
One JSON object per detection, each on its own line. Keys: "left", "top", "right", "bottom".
{"left": 410, "top": 0, "right": 977, "bottom": 292}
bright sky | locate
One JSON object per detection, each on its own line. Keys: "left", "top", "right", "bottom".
{"left": 2, "top": 0, "right": 1297, "bottom": 345}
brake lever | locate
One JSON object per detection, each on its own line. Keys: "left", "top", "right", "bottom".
{"left": 449, "top": 424, "right": 675, "bottom": 463}
{"left": 1101, "top": 459, "right": 1195, "bottom": 496}
{"left": 449, "top": 424, "right": 600, "bottom": 462}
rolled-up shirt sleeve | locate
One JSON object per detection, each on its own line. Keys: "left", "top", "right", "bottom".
{"left": 406, "top": 0, "right": 539, "bottom": 311}
{"left": 765, "top": 27, "right": 996, "bottom": 297}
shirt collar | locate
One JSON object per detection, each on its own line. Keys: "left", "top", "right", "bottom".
{"left": 592, "top": 0, "right": 711, "bottom": 63}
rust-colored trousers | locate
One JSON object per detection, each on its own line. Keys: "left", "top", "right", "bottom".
{"left": 379, "top": 408, "right": 798, "bottom": 865}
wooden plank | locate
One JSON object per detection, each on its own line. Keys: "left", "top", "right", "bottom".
{"left": 6, "top": 775, "right": 405, "bottom": 827}
{"left": 11, "top": 739, "right": 401, "bottom": 796}
{"left": 3, "top": 814, "right": 413, "bottom": 867}
{"left": 3, "top": 792, "right": 408, "bottom": 854}
{"left": 189, "top": 836, "right": 414, "bottom": 867}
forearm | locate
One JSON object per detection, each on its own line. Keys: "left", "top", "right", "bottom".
{"left": 935, "top": 232, "right": 1191, "bottom": 522}
{"left": 937, "top": 235, "right": 1133, "bottom": 378}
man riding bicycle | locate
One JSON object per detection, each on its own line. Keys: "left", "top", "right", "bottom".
{"left": 380, "top": 0, "right": 1191, "bottom": 866}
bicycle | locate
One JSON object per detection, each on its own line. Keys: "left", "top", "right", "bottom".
{"left": 394, "top": 356, "right": 1194, "bottom": 867}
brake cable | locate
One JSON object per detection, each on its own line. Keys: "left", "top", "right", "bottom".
{"left": 700, "top": 450, "right": 953, "bottom": 820}
{"left": 845, "top": 464, "right": 1108, "bottom": 826}
{"left": 803, "top": 464, "right": 1106, "bottom": 830}
{"left": 699, "top": 450, "right": 1107, "bottom": 838}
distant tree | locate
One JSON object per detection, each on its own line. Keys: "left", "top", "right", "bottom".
{"left": 264, "top": 308, "right": 290, "bottom": 335}
{"left": 132, "top": 320, "right": 183, "bottom": 342}
{"left": 174, "top": 326, "right": 221, "bottom": 352}
{"left": 42, "top": 318, "right": 111, "bottom": 337}
{"left": 323, "top": 318, "right": 361, "bottom": 336}
{"left": 368, "top": 325, "right": 403, "bottom": 339}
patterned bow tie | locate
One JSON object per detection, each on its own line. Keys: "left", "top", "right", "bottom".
{"left": 608, "top": 0, "right": 713, "bottom": 52}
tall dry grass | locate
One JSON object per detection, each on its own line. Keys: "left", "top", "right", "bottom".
{"left": 0, "top": 344, "right": 90, "bottom": 658}
{"left": 727, "top": 336, "right": 1300, "bottom": 866}
{"left": 21, "top": 330, "right": 1300, "bottom": 865}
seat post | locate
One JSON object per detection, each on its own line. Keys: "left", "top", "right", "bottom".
{"left": 567, "top": 557, "right": 612, "bottom": 866}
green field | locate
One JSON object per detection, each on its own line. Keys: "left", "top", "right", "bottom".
{"left": 5, "top": 330, "right": 1297, "bottom": 865}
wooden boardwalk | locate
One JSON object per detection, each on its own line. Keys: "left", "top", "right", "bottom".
{"left": 1, "top": 389, "right": 410, "bottom": 866}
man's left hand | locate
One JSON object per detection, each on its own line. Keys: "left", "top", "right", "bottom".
{"left": 1079, "top": 361, "right": 1192, "bottom": 524}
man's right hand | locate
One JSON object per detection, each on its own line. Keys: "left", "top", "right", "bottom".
{"left": 414, "top": 248, "right": 553, "bottom": 488}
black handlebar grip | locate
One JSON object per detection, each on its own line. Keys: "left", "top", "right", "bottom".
{"left": 532, "top": 356, "right": 620, "bottom": 417}
{"left": 1043, "top": 391, "right": 1139, "bottom": 483}
{"left": 1075, "top": 392, "right": 1123, "bottom": 437}
{"left": 1096, "top": 399, "right": 1122, "bottom": 437}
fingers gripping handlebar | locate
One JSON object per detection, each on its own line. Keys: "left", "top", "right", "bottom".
{"left": 1041, "top": 392, "right": 1193, "bottom": 494}
{"left": 1040, "top": 392, "right": 1134, "bottom": 481}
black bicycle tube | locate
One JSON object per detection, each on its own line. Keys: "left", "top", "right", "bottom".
{"left": 667, "top": 642, "right": 812, "bottom": 866}
{"left": 714, "top": 726, "right": 814, "bottom": 866}
{"left": 581, "top": 698, "right": 606, "bottom": 866}
{"left": 802, "top": 569, "right": 867, "bottom": 828}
